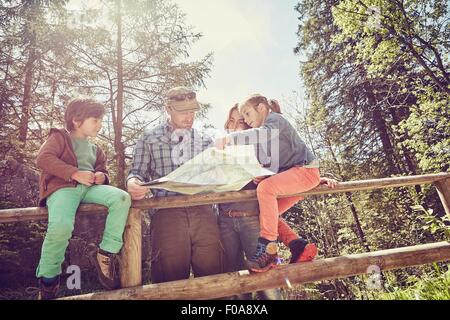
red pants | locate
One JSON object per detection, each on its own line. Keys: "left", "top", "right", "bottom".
{"left": 277, "top": 218, "right": 298, "bottom": 246}
{"left": 257, "top": 167, "right": 320, "bottom": 241}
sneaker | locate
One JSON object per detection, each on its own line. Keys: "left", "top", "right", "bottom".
{"left": 247, "top": 238, "right": 278, "bottom": 273}
{"left": 289, "top": 238, "right": 317, "bottom": 263}
{"left": 88, "top": 247, "right": 120, "bottom": 290}
{"left": 37, "top": 276, "right": 60, "bottom": 300}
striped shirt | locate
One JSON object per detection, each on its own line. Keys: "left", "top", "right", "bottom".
{"left": 127, "top": 121, "right": 213, "bottom": 197}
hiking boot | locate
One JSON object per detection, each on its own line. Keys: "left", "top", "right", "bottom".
{"left": 289, "top": 238, "right": 318, "bottom": 263}
{"left": 37, "top": 276, "right": 60, "bottom": 300}
{"left": 247, "top": 238, "right": 278, "bottom": 273}
{"left": 89, "top": 247, "right": 120, "bottom": 290}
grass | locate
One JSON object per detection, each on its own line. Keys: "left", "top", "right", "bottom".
{"left": 371, "top": 266, "right": 450, "bottom": 300}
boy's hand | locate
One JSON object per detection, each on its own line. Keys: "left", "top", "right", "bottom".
{"left": 320, "top": 177, "right": 338, "bottom": 189}
{"left": 127, "top": 178, "right": 151, "bottom": 200}
{"left": 71, "top": 171, "right": 95, "bottom": 186}
{"left": 94, "top": 172, "right": 106, "bottom": 185}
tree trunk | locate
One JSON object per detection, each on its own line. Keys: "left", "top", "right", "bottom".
{"left": 325, "top": 138, "right": 371, "bottom": 252}
{"left": 18, "top": 1, "right": 40, "bottom": 150}
{"left": 365, "top": 86, "right": 401, "bottom": 175}
{"left": 388, "top": 106, "right": 418, "bottom": 175}
{"left": 114, "top": 0, "right": 126, "bottom": 188}
{"left": 388, "top": 106, "right": 422, "bottom": 196}
{"left": 345, "top": 192, "right": 371, "bottom": 252}
{"left": 18, "top": 44, "right": 36, "bottom": 148}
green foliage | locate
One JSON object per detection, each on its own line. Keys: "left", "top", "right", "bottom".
{"left": 372, "top": 264, "right": 450, "bottom": 300}
{"left": 293, "top": 0, "right": 449, "bottom": 300}
{"left": 0, "top": 0, "right": 213, "bottom": 180}
{"left": 0, "top": 0, "right": 448, "bottom": 300}
{"left": 396, "top": 91, "right": 450, "bottom": 172}
{"left": 0, "top": 222, "right": 46, "bottom": 291}
{"left": 413, "top": 205, "right": 450, "bottom": 239}
{"left": 0, "top": 0, "right": 213, "bottom": 298}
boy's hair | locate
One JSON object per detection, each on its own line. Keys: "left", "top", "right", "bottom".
{"left": 239, "top": 94, "right": 282, "bottom": 114}
{"left": 65, "top": 98, "right": 105, "bottom": 131}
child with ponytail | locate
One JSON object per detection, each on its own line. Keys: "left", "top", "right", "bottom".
{"left": 215, "top": 94, "right": 321, "bottom": 272}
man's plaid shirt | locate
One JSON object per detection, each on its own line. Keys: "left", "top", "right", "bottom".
{"left": 127, "top": 121, "right": 213, "bottom": 197}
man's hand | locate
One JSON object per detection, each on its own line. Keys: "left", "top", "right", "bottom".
{"left": 127, "top": 178, "right": 151, "bottom": 200}
{"left": 71, "top": 171, "right": 95, "bottom": 186}
{"left": 214, "top": 136, "right": 230, "bottom": 150}
{"left": 320, "top": 177, "right": 338, "bottom": 189}
{"left": 253, "top": 176, "right": 268, "bottom": 185}
{"left": 94, "top": 172, "right": 106, "bottom": 185}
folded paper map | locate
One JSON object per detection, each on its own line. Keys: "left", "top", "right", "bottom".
{"left": 139, "top": 145, "right": 275, "bottom": 195}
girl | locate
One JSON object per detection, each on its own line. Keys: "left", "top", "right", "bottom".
{"left": 215, "top": 95, "right": 321, "bottom": 272}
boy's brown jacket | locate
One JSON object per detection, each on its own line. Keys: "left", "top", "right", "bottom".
{"left": 36, "top": 128, "right": 109, "bottom": 207}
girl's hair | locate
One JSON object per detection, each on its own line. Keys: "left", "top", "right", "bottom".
{"left": 224, "top": 103, "right": 251, "bottom": 130}
{"left": 65, "top": 98, "right": 105, "bottom": 131}
{"left": 239, "top": 94, "right": 282, "bottom": 114}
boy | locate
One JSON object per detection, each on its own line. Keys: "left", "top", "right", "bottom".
{"left": 35, "top": 98, "right": 131, "bottom": 299}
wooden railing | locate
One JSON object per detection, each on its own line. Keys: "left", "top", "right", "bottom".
{"left": 61, "top": 241, "right": 450, "bottom": 300}
{"left": 1, "top": 172, "right": 449, "bottom": 299}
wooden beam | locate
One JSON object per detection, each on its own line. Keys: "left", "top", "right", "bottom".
{"left": 0, "top": 204, "right": 108, "bottom": 223}
{"left": 134, "top": 172, "right": 450, "bottom": 209}
{"left": 119, "top": 208, "right": 142, "bottom": 287}
{"left": 60, "top": 241, "right": 450, "bottom": 300}
{"left": 435, "top": 178, "right": 450, "bottom": 218}
{"left": 1, "top": 173, "right": 449, "bottom": 223}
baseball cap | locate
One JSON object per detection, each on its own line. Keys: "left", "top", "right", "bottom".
{"left": 165, "top": 86, "right": 200, "bottom": 112}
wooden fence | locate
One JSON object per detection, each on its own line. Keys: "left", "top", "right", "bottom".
{"left": 1, "top": 172, "right": 449, "bottom": 299}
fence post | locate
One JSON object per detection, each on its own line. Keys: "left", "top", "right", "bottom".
{"left": 434, "top": 178, "right": 450, "bottom": 219}
{"left": 120, "top": 208, "right": 142, "bottom": 288}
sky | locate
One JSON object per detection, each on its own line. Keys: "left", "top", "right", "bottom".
{"left": 173, "top": 0, "right": 305, "bottom": 129}
{"left": 67, "top": 0, "right": 306, "bottom": 129}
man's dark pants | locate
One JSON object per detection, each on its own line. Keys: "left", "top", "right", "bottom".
{"left": 150, "top": 205, "right": 224, "bottom": 283}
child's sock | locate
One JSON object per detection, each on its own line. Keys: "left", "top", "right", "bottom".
{"left": 289, "top": 238, "right": 317, "bottom": 263}
{"left": 258, "top": 237, "right": 273, "bottom": 245}
{"left": 288, "top": 238, "right": 308, "bottom": 263}
{"left": 42, "top": 276, "right": 58, "bottom": 286}
{"left": 99, "top": 248, "right": 111, "bottom": 256}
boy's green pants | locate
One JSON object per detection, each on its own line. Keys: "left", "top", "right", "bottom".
{"left": 36, "top": 184, "right": 131, "bottom": 278}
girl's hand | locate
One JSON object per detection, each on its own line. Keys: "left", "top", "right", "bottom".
{"left": 94, "top": 172, "right": 106, "bottom": 185}
{"left": 71, "top": 171, "right": 95, "bottom": 186}
{"left": 214, "top": 136, "right": 230, "bottom": 150}
{"left": 320, "top": 177, "right": 338, "bottom": 189}
{"left": 253, "top": 176, "right": 268, "bottom": 185}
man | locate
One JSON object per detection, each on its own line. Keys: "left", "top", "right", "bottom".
{"left": 127, "top": 86, "right": 223, "bottom": 283}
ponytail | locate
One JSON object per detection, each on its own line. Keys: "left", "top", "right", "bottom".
{"left": 240, "top": 94, "right": 282, "bottom": 114}
{"left": 267, "top": 99, "right": 282, "bottom": 114}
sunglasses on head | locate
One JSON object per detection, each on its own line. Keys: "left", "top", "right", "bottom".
{"left": 168, "top": 92, "right": 196, "bottom": 101}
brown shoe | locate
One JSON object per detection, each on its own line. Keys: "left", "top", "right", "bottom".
{"left": 89, "top": 247, "right": 120, "bottom": 290}
{"left": 37, "top": 277, "right": 60, "bottom": 300}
